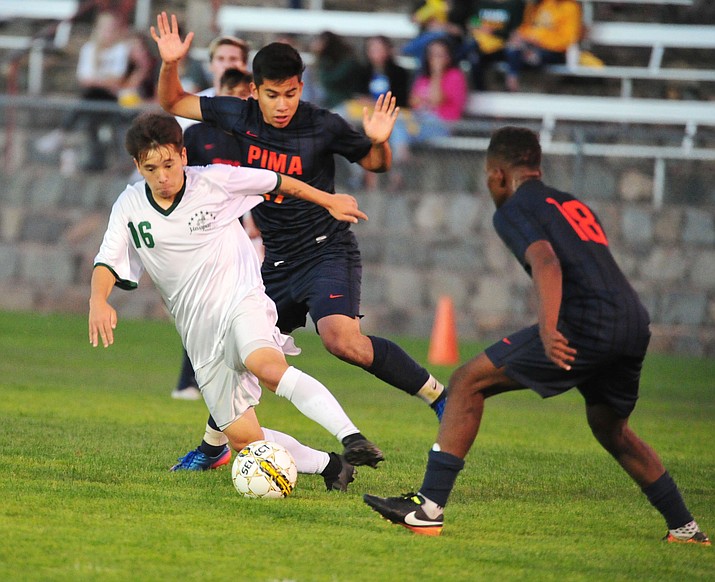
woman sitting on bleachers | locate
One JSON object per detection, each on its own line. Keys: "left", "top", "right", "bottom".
{"left": 503, "top": 0, "right": 582, "bottom": 92}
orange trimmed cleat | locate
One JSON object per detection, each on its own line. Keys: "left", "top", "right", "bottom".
{"left": 363, "top": 492, "right": 443, "bottom": 536}
{"left": 664, "top": 531, "right": 711, "bottom": 546}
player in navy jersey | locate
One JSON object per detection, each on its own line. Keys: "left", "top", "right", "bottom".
{"left": 364, "top": 126, "right": 710, "bottom": 544}
{"left": 151, "top": 13, "right": 446, "bottom": 472}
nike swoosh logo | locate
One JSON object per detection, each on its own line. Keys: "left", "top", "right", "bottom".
{"left": 329, "top": 294, "right": 344, "bottom": 299}
{"left": 404, "top": 511, "right": 441, "bottom": 527}
{"left": 246, "top": 131, "right": 258, "bottom": 137}
{"left": 502, "top": 337, "right": 512, "bottom": 345}
{"left": 204, "top": 143, "right": 215, "bottom": 150}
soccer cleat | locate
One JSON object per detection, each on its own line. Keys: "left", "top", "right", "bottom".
{"left": 363, "top": 492, "right": 444, "bottom": 536}
{"left": 431, "top": 392, "right": 447, "bottom": 421}
{"left": 663, "top": 531, "right": 711, "bottom": 546}
{"left": 170, "top": 445, "right": 231, "bottom": 471}
{"left": 323, "top": 454, "right": 356, "bottom": 492}
{"left": 342, "top": 436, "right": 384, "bottom": 468}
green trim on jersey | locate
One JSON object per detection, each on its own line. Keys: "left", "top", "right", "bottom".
{"left": 144, "top": 174, "right": 187, "bottom": 216}
{"left": 272, "top": 173, "right": 281, "bottom": 193}
{"left": 93, "top": 263, "right": 138, "bottom": 291}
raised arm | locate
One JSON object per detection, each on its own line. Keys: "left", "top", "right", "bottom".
{"left": 277, "top": 175, "right": 368, "bottom": 223}
{"left": 525, "top": 240, "right": 577, "bottom": 370}
{"left": 150, "top": 12, "right": 202, "bottom": 120}
{"left": 358, "top": 91, "right": 398, "bottom": 172}
{"left": 88, "top": 265, "right": 119, "bottom": 348}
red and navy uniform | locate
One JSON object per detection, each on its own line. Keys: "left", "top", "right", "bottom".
{"left": 200, "top": 95, "right": 372, "bottom": 332}
{"left": 485, "top": 179, "right": 651, "bottom": 417}
{"left": 201, "top": 96, "right": 371, "bottom": 263}
{"left": 184, "top": 122, "right": 243, "bottom": 168}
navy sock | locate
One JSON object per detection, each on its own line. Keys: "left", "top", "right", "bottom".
{"left": 642, "top": 471, "right": 693, "bottom": 530}
{"left": 199, "top": 442, "right": 226, "bottom": 457}
{"left": 419, "top": 448, "right": 465, "bottom": 508}
{"left": 365, "top": 335, "right": 429, "bottom": 395}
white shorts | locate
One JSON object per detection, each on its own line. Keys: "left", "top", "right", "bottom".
{"left": 194, "top": 289, "right": 300, "bottom": 430}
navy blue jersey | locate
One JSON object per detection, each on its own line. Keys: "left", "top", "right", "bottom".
{"left": 493, "top": 180, "right": 649, "bottom": 352}
{"left": 200, "top": 96, "right": 373, "bottom": 262}
{"left": 184, "top": 122, "right": 243, "bottom": 167}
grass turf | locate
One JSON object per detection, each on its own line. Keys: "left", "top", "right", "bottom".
{"left": 0, "top": 310, "right": 712, "bottom": 581}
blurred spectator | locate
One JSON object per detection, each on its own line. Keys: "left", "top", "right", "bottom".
{"left": 206, "top": 34, "right": 250, "bottom": 87}
{"left": 503, "top": 0, "right": 582, "bottom": 91}
{"left": 177, "top": 34, "right": 250, "bottom": 130}
{"left": 402, "top": 0, "right": 470, "bottom": 70}
{"left": 310, "top": 31, "right": 362, "bottom": 112}
{"left": 390, "top": 37, "right": 468, "bottom": 189}
{"left": 36, "top": 11, "right": 133, "bottom": 172}
{"left": 464, "top": 0, "right": 526, "bottom": 90}
{"left": 357, "top": 35, "right": 411, "bottom": 107}
{"left": 408, "top": 37, "right": 468, "bottom": 129}
{"left": 119, "top": 31, "right": 159, "bottom": 106}
{"left": 353, "top": 35, "right": 412, "bottom": 190}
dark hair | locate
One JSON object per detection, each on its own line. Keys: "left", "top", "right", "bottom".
{"left": 422, "top": 37, "right": 456, "bottom": 77}
{"left": 487, "top": 126, "right": 542, "bottom": 169}
{"left": 252, "top": 42, "right": 304, "bottom": 87}
{"left": 219, "top": 67, "right": 252, "bottom": 90}
{"left": 125, "top": 112, "right": 183, "bottom": 162}
{"left": 314, "top": 30, "right": 354, "bottom": 66}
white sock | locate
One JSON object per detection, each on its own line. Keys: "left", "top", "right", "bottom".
{"left": 203, "top": 423, "right": 229, "bottom": 447}
{"left": 275, "top": 366, "right": 359, "bottom": 442}
{"left": 669, "top": 520, "right": 701, "bottom": 540}
{"left": 418, "top": 493, "right": 444, "bottom": 519}
{"left": 262, "top": 427, "right": 329, "bottom": 474}
{"left": 416, "top": 374, "right": 445, "bottom": 405}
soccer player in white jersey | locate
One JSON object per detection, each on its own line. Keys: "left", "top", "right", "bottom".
{"left": 88, "top": 112, "right": 384, "bottom": 490}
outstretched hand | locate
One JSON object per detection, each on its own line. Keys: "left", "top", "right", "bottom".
{"left": 362, "top": 91, "right": 399, "bottom": 145}
{"left": 327, "top": 194, "right": 369, "bottom": 224}
{"left": 150, "top": 12, "right": 194, "bottom": 64}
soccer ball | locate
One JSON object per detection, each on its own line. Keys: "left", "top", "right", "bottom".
{"left": 231, "top": 440, "right": 297, "bottom": 499}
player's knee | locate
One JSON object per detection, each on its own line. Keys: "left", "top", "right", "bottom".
{"left": 321, "top": 333, "right": 359, "bottom": 363}
{"left": 587, "top": 409, "right": 628, "bottom": 454}
{"left": 449, "top": 359, "right": 491, "bottom": 396}
{"left": 228, "top": 433, "right": 259, "bottom": 452}
{"left": 245, "top": 352, "right": 289, "bottom": 392}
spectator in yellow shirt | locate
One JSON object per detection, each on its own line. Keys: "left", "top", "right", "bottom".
{"left": 503, "top": 0, "right": 582, "bottom": 91}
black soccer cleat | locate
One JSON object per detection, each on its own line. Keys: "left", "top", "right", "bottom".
{"left": 342, "top": 435, "right": 384, "bottom": 468}
{"left": 363, "top": 492, "right": 443, "bottom": 536}
{"left": 322, "top": 453, "right": 356, "bottom": 492}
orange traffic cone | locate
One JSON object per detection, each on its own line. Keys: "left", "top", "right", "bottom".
{"left": 427, "top": 295, "right": 459, "bottom": 366}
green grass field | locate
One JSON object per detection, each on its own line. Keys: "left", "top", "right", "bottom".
{"left": 1, "top": 310, "right": 713, "bottom": 581}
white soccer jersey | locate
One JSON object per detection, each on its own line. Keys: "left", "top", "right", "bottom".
{"left": 94, "top": 164, "right": 279, "bottom": 368}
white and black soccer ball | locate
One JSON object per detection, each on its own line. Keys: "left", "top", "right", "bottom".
{"left": 231, "top": 440, "right": 297, "bottom": 499}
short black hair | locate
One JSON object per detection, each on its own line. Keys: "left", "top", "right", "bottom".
{"left": 252, "top": 42, "right": 304, "bottom": 87}
{"left": 487, "top": 126, "right": 542, "bottom": 169}
{"left": 219, "top": 67, "right": 252, "bottom": 91}
{"left": 125, "top": 112, "right": 183, "bottom": 163}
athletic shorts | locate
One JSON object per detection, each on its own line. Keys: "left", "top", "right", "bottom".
{"left": 194, "top": 289, "right": 300, "bottom": 430}
{"left": 485, "top": 323, "right": 650, "bottom": 418}
{"left": 261, "top": 235, "right": 362, "bottom": 333}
